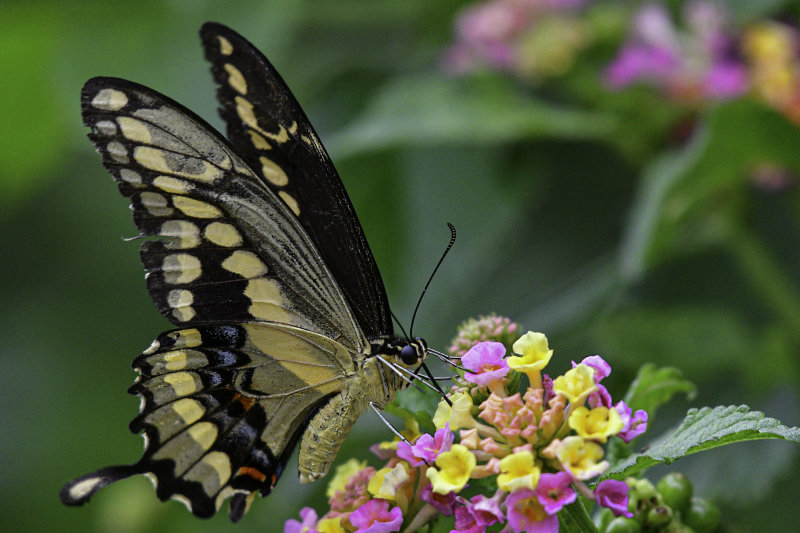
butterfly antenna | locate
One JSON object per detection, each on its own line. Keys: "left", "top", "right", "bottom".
{"left": 409, "top": 223, "right": 456, "bottom": 338}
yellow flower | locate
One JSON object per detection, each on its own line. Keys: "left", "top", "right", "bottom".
{"left": 317, "top": 516, "right": 346, "bottom": 533}
{"left": 553, "top": 364, "right": 596, "bottom": 405}
{"left": 433, "top": 392, "right": 475, "bottom": 430}
{"left": 497, "top": 450, "right": 541, "bottom": 491}
{"left": 325, "top": 459, "right": 366, "bottom": 498}
{"left": 367, "top": 463, "right": 409, "bottom": 501}
{"left": 556, "top": 436, "right": 608, "bottom": 480}
{"left": 568, "top": 406, "right": 624, "bottom": 443}
{"left": 508, "top": 332, "right": 553, "bottom": 387}
{"left": 426, "top": 444, "right": 475, "bottom": 494}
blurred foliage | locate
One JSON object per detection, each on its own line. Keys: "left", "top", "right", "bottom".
{"left": 1, "top": 0, "right": 799, "bottom": 532}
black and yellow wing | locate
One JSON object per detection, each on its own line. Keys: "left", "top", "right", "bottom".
{"left": 200, "top": 22, "right": 393, "bottom": 339}
{"left": 60, "top": 22, "right": 408, "bottom": 522}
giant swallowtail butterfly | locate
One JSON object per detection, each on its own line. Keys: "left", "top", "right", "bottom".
{"left": 61, "top": 22, "right": 432, "bottom": 521}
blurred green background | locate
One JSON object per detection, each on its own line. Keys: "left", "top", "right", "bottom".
{"left": 2, "top": 0, "right": 799, "bottom": 531}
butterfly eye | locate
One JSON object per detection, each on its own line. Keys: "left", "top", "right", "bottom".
{"left": 400, "top": 345, "right": 418, "bottom": 365}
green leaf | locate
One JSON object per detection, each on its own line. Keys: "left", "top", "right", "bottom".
{"left": 620, "top": 99, "right": 800, "bottom": 282}
{"left": 387, "top": 385, "right": 439, "bottom": 433}
{"left": 623, "top": 364, "right": 696, "bottom": 419}
{"left": 559, "top": 500, "right": 598, "bottom": 533}
{"left": 327, "top": 74, "right": 616, "bottom": 156}
{"left": 607, "top": 405, "right": 800, "bottom": 478}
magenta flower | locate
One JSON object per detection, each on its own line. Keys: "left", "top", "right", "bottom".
{"left": 595, "top": 479, "right": 633, "bottom": 518}
{"left": 284, "top": 507, "right": 318, "bottom": 533}
{"left": 419, "top": 483, "right": 457, "bottom": 515}
{"left": 704, "top": 61, "right": 748, "bottom": 98}
{"left": 535, "top": 471, "right": 577, "bottom": 514}
{"left": 349, "top": 499, "right": 403, "bottom": 533}
{"left": 505, "top": 489, "right": 559, "bottom": 533}
{"left": 397, "top": 424, "right": 454, "bottom": 467}
{"left": 465, "top": 491, "right": 505, "bottom": 527}
{"left": 542, "top": 374, "right": 554, "bottom": 404}
{"left": 588, "top": 383, "right": 613, "bottom": 409}
{"left": 615, "top": 402, "right": 648, "bottom": 443}
{"left": 576, "top": 355, "right": 611, "bottom": 382}
{"left": 462, "top": 342, "right": 510, "bottom": 386}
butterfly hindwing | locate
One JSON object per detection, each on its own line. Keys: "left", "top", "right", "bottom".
{"left": 81, "top": 77, "right": 366, "bottom": 352}
{"left": 64, "top": 322, "right": 356, "bottom": 519}
{"left": 200, "top": 22, "right": 393, "bottom": 339}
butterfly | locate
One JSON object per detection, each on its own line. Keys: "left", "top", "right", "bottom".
{"left": 60, "top": 22, "right": 440, "bottom": 522}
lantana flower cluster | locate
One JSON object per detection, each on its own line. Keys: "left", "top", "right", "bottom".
{"left": 285, "top": 330, "right": 647, "bottom": 533}
{"left": 442, "top": 0, "right": 591, "bottom": 80}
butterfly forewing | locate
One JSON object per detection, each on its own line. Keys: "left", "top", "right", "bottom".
{"left": 200, "top": 22, "right": 393, "bottom": 339}
{"left": 81, "top": 77, "right": 365, "bottom": 351}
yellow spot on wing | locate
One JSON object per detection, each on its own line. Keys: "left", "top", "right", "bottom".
{"left": 244, "top": 279, "right": 289, "bottom": 322}
{"left": 172, "top": 306, "right": 197, "bottom": 322}
{"left": 168, "top": 328, "right": 203, "bottom": 348}
{"left": 234, "top": 96, "right": 291, "bottom": 143}
{"left": 133, "top": 146, "right": 222, "bottom": 184}
{"left": 162, "top": 253, "right": 202, "bottom": 284}
{"left": 167, "top": 288, "right": 194, "bottom": 308}
{"left": 248, "top": 129, "right": 270, "bottom": 150}
{"left": 224, "top": 63, "right": 248, "bottom": 95}
{"left": 187, "top": 421, "right": 218, "bottom": 451}
{"left": 172, "top": 196, "right": 222, "bottom": 219}
{"left": 204, "top": 222, "right": 242, "bottom": 247}
{"left": 279, "top": 191, "right": 301, "bottom": 216}
{"left": 259, "top": 156, "right": 289, "bottom": 186}
{"left": 153, "top": 175, "right": 193, "bottom": 194}
{"left": 222, "top": 250, "right": 267, "bottom": 278}
{"left": 95, "top": 120, "right": 117, "bottom": 136}
{"left": 118, "top": 117, "right": 152, "bottom": 144}
{"left": 171, "top": 397, "right": 205, "bottom": 424}
{"left": 140, "top": 191, "right": 173, "bottom": 217}
{"left": 163, "top": 371, "right": 199, "bottom": 396}
{"left": 218, "top": 35, "right": 233, "bottom": 55}
{"left": 119, "top": 168, "right": 142, "bottom": 185}
{"left": 106, "top": 141, "right": 128, "bottom": 163}
{"left": 92, "top": 88, "right": 128, "bottom": 111}
{"left": 201, "top": 451, "right": 232, "bottom": 484}
{"left": 160, "top": 220, "right": 200, "bottom": 249}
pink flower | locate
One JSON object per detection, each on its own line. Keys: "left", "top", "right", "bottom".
{"left": 466, "top": 491, "right": 505, "bottom": 527}
{"left": 575, "top": 355, "right": 611, "bottom": 382}
{"left": 349, "top": 499, "right": 403, "bottom": 533}
{"left": 535, "top": 471, "right": 577, "bottom": 514}
{"left": 419, "top": 483, "right": 457, "bottom": 515}
{"left": 704, "top": 61, "right": 748, "bottom": 98}
{"left": 587, "top": 383, "right": 613, "bottom": 409}
{"left": 396, "top": 424, "right": 454, "bottom": 467}
{"left": 462, "top": 342, "right": 510, "bottom": 386}
{"left": 505, "top": 489, "right": 559, "bottom": 533}
{"left": 284, "top": 507, "right": 318, "bottom": 533}
{"left": 595, "top": 479, "right": 633, "bottom": 518}
{"left": 615, "top": 402, "right": 648, "bottom": 443}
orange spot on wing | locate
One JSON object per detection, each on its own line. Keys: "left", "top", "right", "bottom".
{"left": 237, "top": 466, "right": 267, "bottom": 483}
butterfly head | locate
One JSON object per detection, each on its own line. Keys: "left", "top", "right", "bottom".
{"left": 399, "top": 337, "right": 428, "bottom": 366}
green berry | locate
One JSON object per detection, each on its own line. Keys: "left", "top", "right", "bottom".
{"left": 606, "top": 517, "right": 642, "bottom": 533}
{"left": 685, "top": 498, "right": 720, "bottom": 532}
{"left": 657, "top": 473, "right": 693, "bottom": 513}
{"left": 646, "top": 505, "right": 673, "bottom": 528}
{"left": 597, "top": 508, "right": 615, "bottom": 532}
{"left": 634, "top": 478, "right": 657, "bottom": 500}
